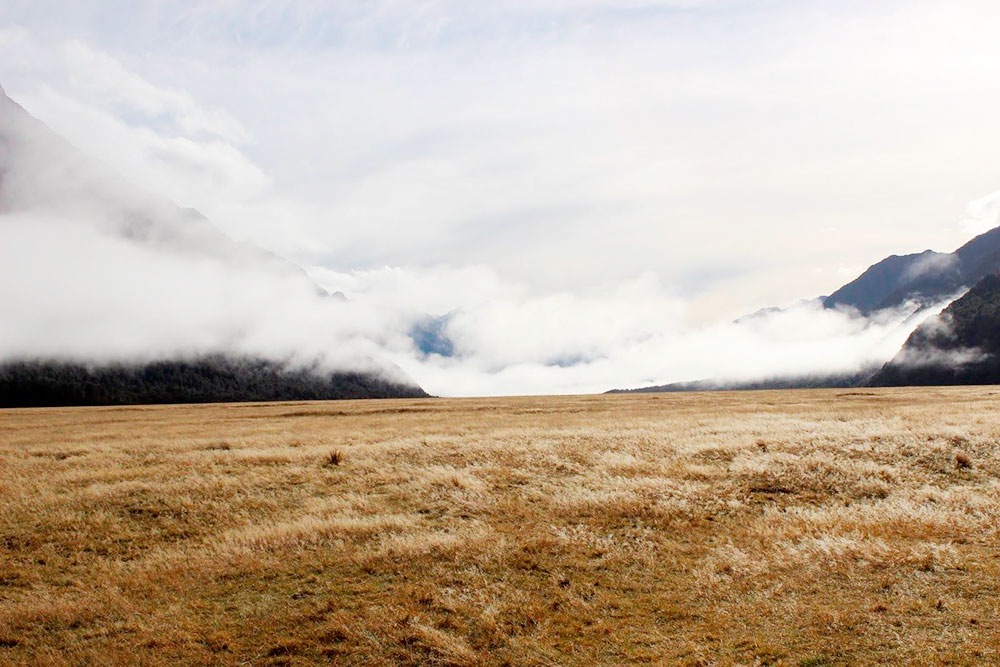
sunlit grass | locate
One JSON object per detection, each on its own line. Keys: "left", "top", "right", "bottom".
{"left": 1, "top": 388, "right": 999, "bottom": 664}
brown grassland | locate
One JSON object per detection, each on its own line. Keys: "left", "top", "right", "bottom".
{"left": 2, "top": 387, "right": 1000, "bottom": 665}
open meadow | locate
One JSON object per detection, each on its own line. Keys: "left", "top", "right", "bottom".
{"left": 2, "top": 388, "right": 1000, "bottom": 665}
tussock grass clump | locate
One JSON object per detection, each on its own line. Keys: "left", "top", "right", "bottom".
{"left": 2, "top": 387, "right": 1000, "bottom": 664}
{"left": 203, "top": 441, "right": 231, "bottom": 451}
{"left": 955, "top": 451, "right": 973, "bottom": 469}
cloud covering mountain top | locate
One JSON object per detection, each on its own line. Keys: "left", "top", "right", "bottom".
{"left": 0, "top": 85, "right": 412, "bottom": 383}
{"left": 4, "top": 1, "right": 1000, "bottom": 396}
{"left": 0, "top": 80, "right": 979, "bottom": 397}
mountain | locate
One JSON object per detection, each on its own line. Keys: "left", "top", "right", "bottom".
{"left": 0, "top": 356, "right": 427, "bottom": 408}
{"left": 869, "top": 273, "right": 1000, "bottom": 386}
{"left": 607, "top": 370, "right": 873, "bottom": 394}
{"left": 409, "top": 312, "right": 457, "bottom": 358}
{"left": 824, "top": 227, "right": 1000, "bottom": 314}
{"left": 0, "top": 84, "right": 428, "bottom": 406}
{"left": 0, "top": 83, "right": 327, "bottom": 292}
{"left": 609, "top": 221, "right": 1000, "bottom": 394}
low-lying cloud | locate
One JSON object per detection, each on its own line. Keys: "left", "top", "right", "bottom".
{"left": 0, "top": 194, "right": 952, "bottom": 397}
{"left": 307, "top": 265, "right": 953, "bottom": 396}
{"left": 0, "top": 89, "right": 961, "bottom": 396}
{"left": 0, "top": 214, "right": 406, "bottom": 374}
{"left": 0, "top": 5, "right": 992, "bottom": 396}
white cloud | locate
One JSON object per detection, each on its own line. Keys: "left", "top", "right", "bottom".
{"left": 962, "top": 191, "right": 1000, "bottom": 237}
{"left": 2, "top": 3, "right": 999, "bottom": 396}
{"left": 61, "top": 40, "right": 249, "bottom": 144}
{"left": 903, "top": 252, "right": 959, "bottom": 282}
{"left": 17, "top": 86, "right": 269, "bottom": 204}
{"left": 4, "top": 3, "right": 999, "bottom": 308}
{"left": 300, "top": 263, "right": 950, "bottom": 396}
{"left": 395, "top": 287, "right": 950, "bottom": 396}
{"left": 0, "top": 213, "right": 434, "bottom": 391}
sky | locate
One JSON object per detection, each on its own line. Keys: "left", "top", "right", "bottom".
{"left": 2, "top": 1, "right": 1000, "bottom": 395}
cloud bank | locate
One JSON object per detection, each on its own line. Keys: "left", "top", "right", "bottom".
{"left": 307, "top": 265, "right": 952, "bottom": 396}
{"left": 0, "top": 200, "right": 949, "bottom": 397}
{"left": 1, "top": 3, "right": 998, "bottom": 395}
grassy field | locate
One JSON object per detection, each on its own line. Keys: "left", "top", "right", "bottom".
{"left": 2, "top": 388, "right": 1000, "bottom": 665}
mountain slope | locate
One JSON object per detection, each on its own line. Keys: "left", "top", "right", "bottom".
{"left": 611, "top": 225, "right": 1000, "bottom": 394}
{"left": 869, "top": 273, "right": 1000, "bottom": 386}
{"left": 0, "top": 84, "right": 326, "bottom": 291}
{"left": 0, "top": 357, "right": 427, "bottom": 408}
{"left": 607, "top": 370, "right": 872, "bottom": 394}
{"left": 0, "top": 84, "right": 428, "bottom": 406}
{"left": 824, "top": 226, "right": 1000, "bottom": 314}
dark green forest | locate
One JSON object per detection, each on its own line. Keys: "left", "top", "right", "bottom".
{"left": 870, "top": 273, "right": 1000, "bottom": 386}
{"left": 0, "top": 356, "right": 428, "bottom": 407}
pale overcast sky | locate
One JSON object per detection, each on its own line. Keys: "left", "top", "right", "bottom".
{"left": 3, "top": 1, "right": 1000, "bottom": 394}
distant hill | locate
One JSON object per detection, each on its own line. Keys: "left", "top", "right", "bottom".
{"left": 607, "top": 370, "right": 873, "bottom": 394}
{"left": 610, "top": 223, "right": 1000, "bottom": 394}
{"left": 824, "top": 227, "right": 1000, "bottom": 314}
{"left": 409, "top": 313, "right": 457, "bottom": 358}
{"left": 0, "top": 357, "right": 428, "bottom": 408}
{"left": 0, "top": 84, "right": 428, "bottom": 406}
{"left": 869, "top": 273, "right": 1000, "bottom": 386}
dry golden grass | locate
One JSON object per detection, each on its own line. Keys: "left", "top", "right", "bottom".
{"left": 2, "top": 387, "right": 1000, "bottom": 665}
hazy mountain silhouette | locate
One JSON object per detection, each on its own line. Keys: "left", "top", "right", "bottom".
{"left": 607, "top": 370, "right": 873, "bottom": 394}
{"left": 824, "top": 227, "right": 1000, "bottom": 314}
{"left": 0, "top": 84, "right": 331, "bottom": 294}
{"left": 0, "top": 84, "right": 427, "bottom": 406}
